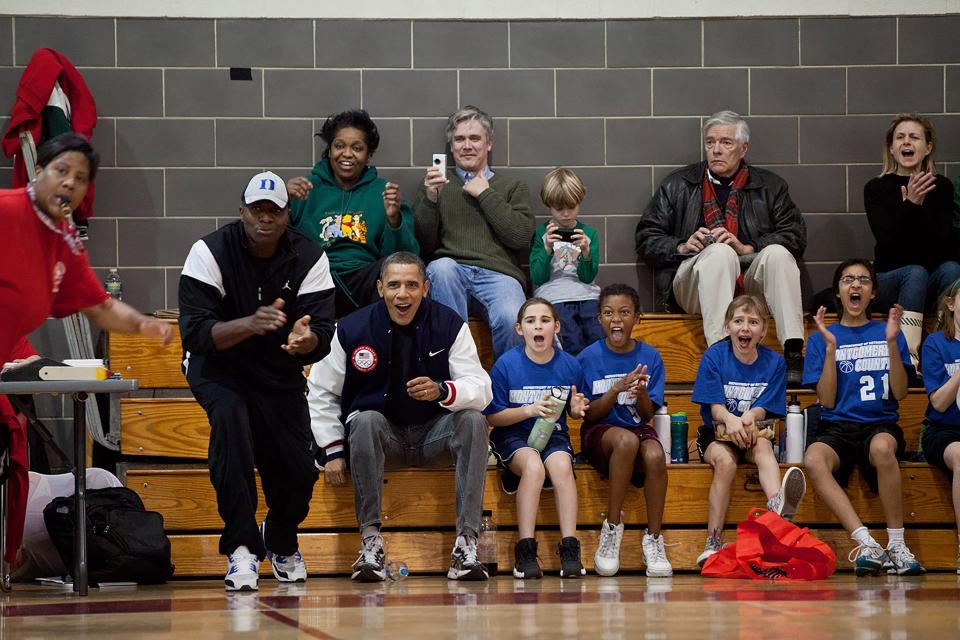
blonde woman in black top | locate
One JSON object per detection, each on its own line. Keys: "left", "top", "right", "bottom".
{"left": 864, "top": 114, "right": 960, "bottom": 371}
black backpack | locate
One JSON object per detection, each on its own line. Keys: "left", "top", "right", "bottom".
{"left": 43, "top": 486, "right": 175, "bottom": 584}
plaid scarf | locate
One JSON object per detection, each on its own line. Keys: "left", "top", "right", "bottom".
{"left": 702, "top": 163, "right": 749, "bottom": 292}
{"left": 702, "top": 163, "right": 749, "bottom": 236}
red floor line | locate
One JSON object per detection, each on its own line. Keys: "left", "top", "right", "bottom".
{"left": 4, "top": 586, "right": 958, "bottom": 618}
{"left": 259, "top": 609, "right": 339, "bottom": 639}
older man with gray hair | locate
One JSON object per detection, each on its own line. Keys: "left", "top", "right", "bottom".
{"left": 414, "top": 105, "right": 533, "bottom": 359}
{"left": 636, "top": 110, "right": 807, "bottom": 384}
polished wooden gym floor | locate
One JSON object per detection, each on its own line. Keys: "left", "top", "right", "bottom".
{"left": 3, "top": 573, "right": 960, "bottom": 638}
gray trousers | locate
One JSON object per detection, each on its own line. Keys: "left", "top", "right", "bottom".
{"left": 348, "top": 409, "right": 488, "bottom": 537}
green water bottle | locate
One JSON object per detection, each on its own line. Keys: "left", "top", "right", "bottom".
{"left": 527, "top": 386, "right": 569, "bottom": 451}
{"left": 670, "top": 412, "right": 689, "bottom": 464}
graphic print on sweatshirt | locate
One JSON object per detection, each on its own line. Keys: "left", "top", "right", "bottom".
{"left": 723, "top": 381, "right": 768, "bottom": 414}
{"left": 551, "top": 240, "right": 581, "bottom": 274}
{"left": 319, "top": 211, "right": 367, "bottom": 244}
{"left": 590, "top": 376, "right": 641, "bottom": 423}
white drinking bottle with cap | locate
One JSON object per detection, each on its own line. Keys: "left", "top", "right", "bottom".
{"left": 785, "top": 401, "right": 805, "bottom": 463}
{"left": 653, "top": 404, "right": 671, "bottom": 464}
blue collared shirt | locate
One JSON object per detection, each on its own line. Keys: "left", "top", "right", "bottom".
{"left": 455, "top": 165, "right": 495, "bottom": 183}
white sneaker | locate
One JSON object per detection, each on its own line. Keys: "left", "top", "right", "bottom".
{"left": 848, "top": 543, "right": 888, "bottom": 577}
{"left": 262, "top": 520, "right": 307, "bottom": 582}
{"left": 268, "top": 549, "right": 307, "bottom": 583}
{"left": 884, "top": 541, "right": 926, "bottom": 576}
{"left": 696, "top": 534, "right": 723, "bottom": 568}
{"left": 447, "top": 535, "right": 488, "bottom": 581}
{"left": 767, "top": 466, "right": 806, "bottom": 522}
{"left": 225, "top": 545, "right": 259, "bottom": 592}
{"left": 593, "top": 519, "right": 624, "bottom": 576}
{"left": 352, "top": 535, "right": 386, "bottom": 582}
{"left": 642, "top": 531, "right": 673, "bottom": 577}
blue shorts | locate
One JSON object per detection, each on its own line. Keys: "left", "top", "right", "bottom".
{"left": 490, "top": 428, "right": 574, "bottom": 494}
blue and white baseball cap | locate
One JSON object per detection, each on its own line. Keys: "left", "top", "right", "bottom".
{"left": 243, "top": 171, "right": 288, "bottom": 208}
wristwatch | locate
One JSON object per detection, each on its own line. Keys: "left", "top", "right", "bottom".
{"left": 435, "top": 380, "right": 450, "bottom": 403}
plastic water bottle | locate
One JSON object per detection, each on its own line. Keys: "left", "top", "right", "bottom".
{"left": 653, "top": 404, "right": 671, "bottom": 464}
{"left": 527, "top": 386, "right": 569, "bottom": 451}
{"left": 670, "top": 412, "right": 689, "bottom": 464}
{"left": 105, "top": 268, "right": 123, "bottom": 300}
{"left": 785, "top": 401, "right": 805, "bottom": 464}
{"left": 385, "top": 559, "right": 409, "bottom": 581}
{"left": 478, "top": 510, "right": 498, "bottom": 576}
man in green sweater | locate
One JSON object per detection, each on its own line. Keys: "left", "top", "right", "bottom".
{"left": 414, "top": 105, "right": 534, "bottom": 359}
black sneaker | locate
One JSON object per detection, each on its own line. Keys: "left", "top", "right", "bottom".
{"left": 447, "top": 535, "right": 488, "bottom": 581}
{"left": 512, "top": 537, "right": 543, "bottom": 579}
{"left": 785, "top": 350, "right": 804, "bottom": 387}
{"left": 351, "top": 535, "right": 386, "bottom": 582}
{"left": 557, "top": 536, "right": 585, "bottom": 578}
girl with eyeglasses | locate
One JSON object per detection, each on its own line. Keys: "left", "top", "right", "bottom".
{"left": 919, "top": 279, "right": 960, "bottom": 573}
{"left": 803, "top": 258, "right": 924, "bottom": 576}
{"left": 864, "top": 114, "right": 960, "bottom": 371}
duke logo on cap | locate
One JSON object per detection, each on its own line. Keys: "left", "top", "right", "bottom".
{"left": 244, "top": 171, "right": 288, "bottom": 208}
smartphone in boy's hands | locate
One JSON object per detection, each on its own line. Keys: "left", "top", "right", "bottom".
{"left": 556, "top": 228, "right": 576, "bottom": 243}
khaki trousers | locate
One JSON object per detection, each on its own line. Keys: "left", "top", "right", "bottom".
{"left": 673, "top": 243, "right": 804, "bottom": 346}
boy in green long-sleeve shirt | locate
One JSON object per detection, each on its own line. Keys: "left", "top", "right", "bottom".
{"left": 530, "top": 168, "right": 603, "bottom": 355}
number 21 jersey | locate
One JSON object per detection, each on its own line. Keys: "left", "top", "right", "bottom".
{"left": 803, "top": 320, "right": 912, "bottom": 424}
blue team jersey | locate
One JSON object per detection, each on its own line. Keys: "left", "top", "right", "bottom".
{"left": 803, "top": 321, "right": 911, "bottom": 424}
{"left": 922, "top": 330, "right": 960, "bottom": 426}
{"left": 484, "top": 345, "right": 583, "bottom": 436}
{"left": 577, "top": 339, "right": 665, "bottom": 428}
{"left": 692, "top": 339, "right": 786, "bottom": 428}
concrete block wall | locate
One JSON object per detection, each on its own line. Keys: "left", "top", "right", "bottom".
{"left": 3, "top": 15, "right": 960, "bottom": 313}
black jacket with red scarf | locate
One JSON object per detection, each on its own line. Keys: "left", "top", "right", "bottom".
{"left": 635, "top": 161, "right": 807, "bottom": 310}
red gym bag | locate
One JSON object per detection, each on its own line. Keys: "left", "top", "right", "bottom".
{"left": 701, "top": 508, "right": 837, "bottom": 580}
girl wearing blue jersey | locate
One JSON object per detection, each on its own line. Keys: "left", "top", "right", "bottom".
{"left": 485, "top": 298, "right": 589, "bottom": 579}
{"left": 920, "top": 279, "right": 960, "bottom": 573}
{"left": 578, "top": 284, "right": 672, "bottom": 578}
{"left": 693, "top": 295, "right": 807, "bottom": 568}
{"left": 803, "top": 258, "right": 924, "bottom": 576}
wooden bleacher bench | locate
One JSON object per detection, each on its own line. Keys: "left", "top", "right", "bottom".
{"left": 111, "top": 319, "right": 932, "bottom": 459}
{"left": 109, "top": 313, "right": 956, "bottom": 575}
{"left": 129, "top": 464, "right": 957, "bottom": 575}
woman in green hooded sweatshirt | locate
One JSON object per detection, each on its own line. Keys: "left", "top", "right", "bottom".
{"left": 287, "top": 109, "right": 418, "bottom": 317}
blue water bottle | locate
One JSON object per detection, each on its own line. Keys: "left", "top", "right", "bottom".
{"left": 670, "top": 412, "right": 689, "bottom": 464}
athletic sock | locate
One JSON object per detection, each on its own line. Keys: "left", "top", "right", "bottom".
{"left": 887, "top": 528, "right": 905, "bottom": 546}
{"left": 851, "top": 526, "right": 877, "bottom": 547}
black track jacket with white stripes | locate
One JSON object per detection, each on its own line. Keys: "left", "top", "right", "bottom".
{"left": 178, "top": 220, "right": 335, "bottom": 391}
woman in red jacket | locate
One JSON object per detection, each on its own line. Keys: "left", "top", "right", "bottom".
{"left": 1, "top": 132, "right": 171, "bottom": 564}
